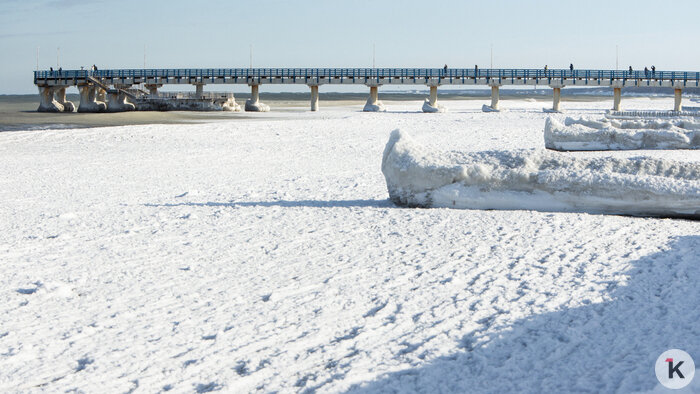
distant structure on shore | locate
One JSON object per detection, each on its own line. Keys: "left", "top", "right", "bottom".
{"left": 34, "top": 68, "right": 700, "bottom": 114}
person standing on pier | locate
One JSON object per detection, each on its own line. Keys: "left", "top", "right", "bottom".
{"left": 651, "top": 65, "right": 656, "bottom": 76}
{"left": 474, "top": 64, "right": 478, "bottom": 76}
{"left": 628, "top": 65, "right": 633, "bottom": 76}
{"left": 569, "top": 63, "right": 574, "bottom": 72}
{"left": 443, "top": 64, "right": 448, "bottom": 75}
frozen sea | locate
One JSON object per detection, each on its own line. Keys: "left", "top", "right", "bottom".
{"left": 0, "top": 97, "right": 698, "bottom": 393}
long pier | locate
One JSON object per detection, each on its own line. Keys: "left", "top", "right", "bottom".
{"left": 33, "top": 68, "right": 700, "bottom": 113}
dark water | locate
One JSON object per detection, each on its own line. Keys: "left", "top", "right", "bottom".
{"left": 0, "top": 95, "right": 260, "bottom": 132}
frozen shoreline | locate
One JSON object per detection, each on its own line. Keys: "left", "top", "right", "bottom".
{"left": 1, "top": 98, "right": 698, "bottom": 392}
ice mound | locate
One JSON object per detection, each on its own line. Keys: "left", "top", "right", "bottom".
{"left": 363, "top": 98, "right": 386, "bottom": 112}
{"left": 382, "top": 129, "right": 700, "bottom": 218}
{"left": 223, "top": 98, "right": 241, "bottom": 112}
{"left": 245, "top": 99, "right": 270, "bottom": 112}
{"left": 545, "top": 116, "right": 700, "bottom": 151}
{"left": 422, "top": 99, "right": 447, "bottom": 113}
{"left": 481, "top": 104, "right": 500, "bottom": 113}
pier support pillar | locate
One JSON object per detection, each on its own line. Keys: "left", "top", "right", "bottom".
{"left": 37, "top": 87, "right": 62, "bottom": 112}
{"left": 107, "top": 87, "right": 136, "bottom": 112}
{"left": 77, "top": 85, "right": 107, "bottom": 113}
{"left": 552, "top": 87, "right": 562, "bottom": 112}
{"left": 54, "top": 87, "right": 75, "bottom": 112}
{"left": 613, "top": 87, "right": 622, "bottom": 111}
{"left": 429, "top": 85, "right": 438, "bottom": 107}
{"left": 96, "top": 88, "right": 106, "bottom": 103}
{"left": 145, "top": 84, "right": 161, "bottom": 96}
{"left": 674, "top": 88, "right": 682, "bottom": 111}
{"left": 245, "top": 84, "right": 270, "bottom": 112}
{"left": 422, "top": 84, "right": 446, "bottom": 112}
{"left": 309, "top": 85, "right": 319, "bottom": 111}
{"left": 195, "top": 83, "right": 204, "bottom": 98}
{"left": 481, "top": 81, "right": 501, "bottom": 112}
{"left": 363, "top": 85, "right": 386, "bottom": 112}
{"left": 490, "top": 85, "right": 500, "bottom": 110}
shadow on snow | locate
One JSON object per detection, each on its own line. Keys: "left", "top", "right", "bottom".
{"left": 347, "top": 236, "right": 700, "bottom": 393}
{"left": 145, "top": 199, "right": 395, "bottom": 209}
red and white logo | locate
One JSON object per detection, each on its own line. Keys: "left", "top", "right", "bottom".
{"left": 655, "top": 349, "right": 695, "bottom": 389}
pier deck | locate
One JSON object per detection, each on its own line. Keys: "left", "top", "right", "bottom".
{"left": 33, "top": 68, "right": 700, "bottom": 113}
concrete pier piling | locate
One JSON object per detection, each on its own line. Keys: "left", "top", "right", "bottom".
{"left": 674, "top": 88, "right": 682, "bottom": 111}
{"left": 429, "top": 85, "right": 438, "bottom": 107}
{"left": 107, "top": 86, "right": 135, "bottom": 112}
{"left": 363, "top": 85, "right": 385, "bottom": 112}
{"left": 613, "top": 87, "right": 622, "bottom": 111}
{"left": 490, "top": 85, "right": 500, "bottom": 111}
{"left": 552, "top": 87, "right": 562, "bottom": 112}
{"left": 77, "top": 85, "right": 107, "bottom": 113}
{"left": 37, "top": 86, "right": 75, "bottom": 112}
{"left": 245, "top": 84, "right": 270, "bottom": 112}
{"left": 309, "top": 85, "right": 319, "bottom": 111}
{"left": 422, "top": 83, "right": 446, "bottom": 113}
{"left": 195, "top": 83, "right": 204, "bottom": 99}
{"left": 145, "top": 84, "right": 161, "bottom": 96}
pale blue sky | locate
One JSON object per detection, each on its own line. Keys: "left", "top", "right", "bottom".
{"left": 1, "top": 0, "right": 698, "bottom": 94}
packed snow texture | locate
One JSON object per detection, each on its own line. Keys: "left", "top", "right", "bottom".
{"left": 1, "top": 98, "right": 699, "bottom": 393}
{"left": 383, "top": 129, "right": 700, "bottom": 217}
{"left": 421, "top": 99, "right": 447, "bottom": 113}
{"left": 545, "top": 116, "right": 700, "bottom": 151}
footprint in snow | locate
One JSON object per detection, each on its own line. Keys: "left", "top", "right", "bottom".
{"left": 16, "top": 281, "right": 43, "bottom": 295}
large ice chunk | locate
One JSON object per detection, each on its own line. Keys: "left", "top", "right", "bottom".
{"left": 545, "top": 116, "right": 700, "bottom": 151}
{"left": 382, "top": 129, "right": 700, "bottom": 218}
{"left": 422, "top": 99, "right": 447, "bottom": 113}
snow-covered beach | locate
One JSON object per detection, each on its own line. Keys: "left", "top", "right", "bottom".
{"left": 1, "top": 97, "right": 698, "bottom": 392}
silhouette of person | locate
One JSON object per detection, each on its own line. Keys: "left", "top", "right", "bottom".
{"left": 569, "top": 63, "right": 574, "bottom": 71}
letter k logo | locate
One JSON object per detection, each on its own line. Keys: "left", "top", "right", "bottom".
{"left": 667, "top": 358, "right": 685, "bottom": 379}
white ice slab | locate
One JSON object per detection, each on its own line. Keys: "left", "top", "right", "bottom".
{"left": 382, "top": 129, "right": 700, "bottom": 218}
{"left": 545, "top": 116, "right": 700, "bottom": 151}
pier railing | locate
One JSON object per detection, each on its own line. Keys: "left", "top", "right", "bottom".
{"left": 34, "top": 68, "right": 700, "bottom": 82}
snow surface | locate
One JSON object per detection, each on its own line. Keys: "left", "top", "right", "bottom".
{"left": 545, "top": 116, "right": 700, "bottom": 151}
{"left": 1, "top": 98, "right": 699, "bottom": 393}
{"left": 382, "top": 129, "right": 700, "bottom": 218}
